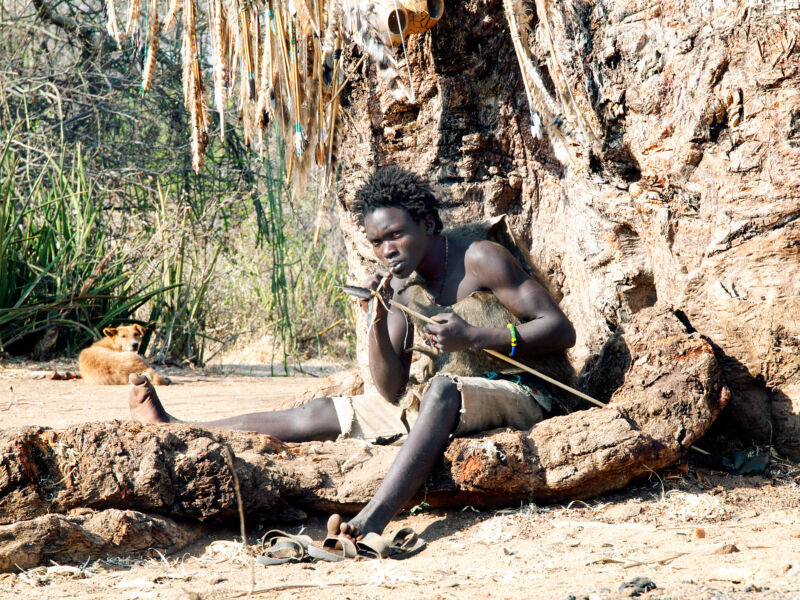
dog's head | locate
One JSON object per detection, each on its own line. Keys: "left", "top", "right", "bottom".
{"left": 102, "top": 324, "right": 146, "bottom": 352}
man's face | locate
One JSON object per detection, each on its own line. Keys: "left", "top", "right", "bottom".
{"left": 364, "top": 207, "right": 434, "bottom": 278}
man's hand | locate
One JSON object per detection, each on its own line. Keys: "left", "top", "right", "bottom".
{"left": 358, "top": 272, "right": 392, "bottom": 318}
{"left": 423, "top": 313, "right": 475, "bottom": 353}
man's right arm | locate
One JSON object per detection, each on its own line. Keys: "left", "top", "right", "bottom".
{"left": 367, "top": 302, "right": 412, "bottom": 401}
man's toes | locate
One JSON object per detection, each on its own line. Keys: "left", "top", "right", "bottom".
{"left": 339, "top": 521, "right": 361, "bottom": 541}
{"left": 129, "top": 373, "right": 148, "bottom": 386}
{"left": 327, "top": 514, "right": 343, "bottom": 537}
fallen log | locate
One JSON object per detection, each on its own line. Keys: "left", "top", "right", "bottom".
{"left": 0, "top": 308, "right": 727, "bottom": 569}
{"left": 0, "top": 509, "right": 205, "bottom": 572}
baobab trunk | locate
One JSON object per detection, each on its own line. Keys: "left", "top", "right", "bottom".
{"left": 333, "top": 0, "right": 800, "bottom": 458}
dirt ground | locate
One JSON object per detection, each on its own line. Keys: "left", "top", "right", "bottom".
{"left": 1, "top": 359, "right": 800, "bottom": 600}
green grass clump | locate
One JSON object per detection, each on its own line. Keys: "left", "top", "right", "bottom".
{"left": 0, "top": 132, "right": 167, "bottom": 355}
{"left": 0, "top": 122, "right": 354, "bottom": 367}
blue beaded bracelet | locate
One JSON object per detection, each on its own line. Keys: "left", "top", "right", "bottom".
{"left": 507, "top": 323, "right": 518, "bottom": 357}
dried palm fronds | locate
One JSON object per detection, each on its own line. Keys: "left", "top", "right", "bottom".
{"left": 141, "top": 0, "right": 160, "bottom": 91}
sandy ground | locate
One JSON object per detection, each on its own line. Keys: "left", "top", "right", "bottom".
{"left": 1, "top": 359, "right": 800, "bottom": 600}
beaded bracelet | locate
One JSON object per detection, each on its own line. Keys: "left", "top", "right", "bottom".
{"left": 507, "top": 323, "right": 518, "bottom": 357}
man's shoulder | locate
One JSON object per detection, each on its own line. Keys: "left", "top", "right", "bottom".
{"left": 461, "top": 238, "right": 527, "bottom": 289}
{"left": 462, "top": 238, "right": 515, "bottom": 266}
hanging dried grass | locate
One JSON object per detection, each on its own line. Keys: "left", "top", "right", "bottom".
{"left": 163, "top": 0, "right": 183, "bottom": 30}
{"left": 256, "top": 3, "right": 274, "bottom": 136}
{"left": 142, "top": 0, "right": 160, "bottom": 91}
{"left": 252, "top": 9, "right": 261, "bottom": 93}
{"left": 106, "top": 0, "right": 123, "bottom": 44}
{"left": 223, "top": 0, "right": 242, "bottom": 70}
{"left": 103, "top": 0, "right": 419, "bottom": 178}
{"left": 533, "top": 0, "right": 601, "bottom": 155}
{"left": 126, "top": 0, "right": 141, "bottom": 41}
{"left": 210, "top": 0, "right": 227, "bottom": 139}
{"left": 240, "top": 0, "right": 257, "bottom": 100}
{"left": 183, "top": 0, "right": 210, "bottom": 172}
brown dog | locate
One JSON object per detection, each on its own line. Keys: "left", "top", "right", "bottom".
{"left": 78, "top": 324, "right": 171, "bottom": 385}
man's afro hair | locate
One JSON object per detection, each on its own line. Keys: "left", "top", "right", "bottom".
{"left": 351, "top": 165, "right": 443, "bottom": 233}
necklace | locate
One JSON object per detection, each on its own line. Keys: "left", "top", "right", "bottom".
{"left": 435, "top": 235, "right": 449, "bottom": 301}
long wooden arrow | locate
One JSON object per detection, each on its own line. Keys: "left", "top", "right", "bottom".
{"left": 341, "top": 284, "right": 710, "bottom": 455}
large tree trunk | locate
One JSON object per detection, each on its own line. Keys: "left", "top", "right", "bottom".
{"left": 0, "top": 308, "right": 727, "bottom": 570}
{"left": 333, "top": 1, "right": 800, "bottom": 456}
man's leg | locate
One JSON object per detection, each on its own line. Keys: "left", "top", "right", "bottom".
{"left": 128, "top": 373, "right": 341, "bottom": 442}
{"left": 333, "top": 375, "right": 461, "bottom": 540}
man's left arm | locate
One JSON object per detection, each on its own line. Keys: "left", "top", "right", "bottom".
{"left": 424, "top": 241, "right": 575, "bottom": 356}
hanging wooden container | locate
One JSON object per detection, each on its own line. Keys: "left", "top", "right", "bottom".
{"left": 377, "top": 1, "right": 409, "bottom": 41}
{"left": 401, "top": 0, "right": 444, "bottom": 35}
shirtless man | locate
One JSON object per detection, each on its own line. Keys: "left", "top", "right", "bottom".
{"left": 129, "top": 166, "right": 575, "bottom": 542}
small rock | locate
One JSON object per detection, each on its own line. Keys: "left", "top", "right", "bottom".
{"left": 707, "top": 542, "right": 740, "bottom": 555}
{"left": 619, "top": 577, "right": 656, "bottom": 597}
{"left": 693, "top": 528, "right": 706, "bottom": 539}
{"left": 605, "top": 504, "right": 643, "bottom": 520}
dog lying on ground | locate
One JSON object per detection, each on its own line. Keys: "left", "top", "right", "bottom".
{"left": 79, "top": 324, "right": 171, "bottom": 385}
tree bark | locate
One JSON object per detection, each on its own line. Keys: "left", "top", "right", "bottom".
{"left": 0, "top": 309, "right": 727, "bottom": 569}
{"left": 332, "top": 0, "right": 800, "bottom": 457}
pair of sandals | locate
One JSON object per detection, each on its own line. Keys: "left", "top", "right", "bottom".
{"left": 256, "top": 527, "right": 427, "bottom": 565}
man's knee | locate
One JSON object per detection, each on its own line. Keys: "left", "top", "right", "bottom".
{"left": 420, "top": 376, "right": 460, "bottom": 412}
{"left": 302, "top": 396, "right": 335, "bottom": 417}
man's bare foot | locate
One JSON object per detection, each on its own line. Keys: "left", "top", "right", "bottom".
{"left": 129, "top": 373, "right": 172, "bottom": 424}
{"left": 327, "top": 513, "right": 382, "bottom": 543}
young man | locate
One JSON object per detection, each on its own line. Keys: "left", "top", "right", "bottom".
{"left": 129, "top": 166, "right": 575, "bottom": 542}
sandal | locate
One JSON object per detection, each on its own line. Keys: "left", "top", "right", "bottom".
{"left": 256, "top": 530, "right": 355, "bottom": 565}
{"left": 387, "top": 527, "right": 427, "bottom": 559}
{"left": 256, "top": 530, "right": 314, "bottom": 565}
{"left": 255, "top": 527, "right": 426, "bottom": 565}
{"left": 356, "top": 532, "right": 390, "bottom": 559}
{"left": 320, "top": 534, "right": 358, "bottom": 560}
